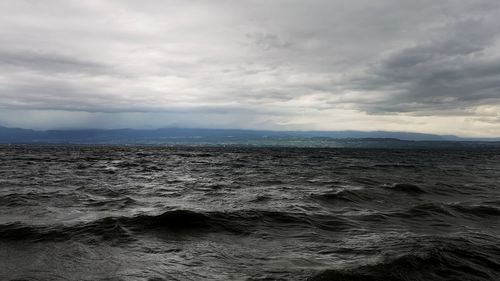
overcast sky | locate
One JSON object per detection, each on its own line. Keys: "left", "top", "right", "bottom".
{"left": 1, "top": 0, "right": 500, "bottom": 136}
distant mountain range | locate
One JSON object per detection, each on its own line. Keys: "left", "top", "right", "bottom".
{"left": 0, "top": 126, "right": 499, "bottom": 147}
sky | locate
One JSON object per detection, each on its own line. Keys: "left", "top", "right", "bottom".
{"left": 1, "top": 0, "right": 500, "bottom": 137}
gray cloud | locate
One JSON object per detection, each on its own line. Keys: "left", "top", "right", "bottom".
{"left": 247, "top": 32, "right": 293, "bottom": 50}
{"left": 0, "top": 0, "right": 500, "bottom": 136}
{"left": 350, "top": 17, "right": 500, "bottom": 115}
{"left": 0, "top": 50, "right": 107, "bottom": 74}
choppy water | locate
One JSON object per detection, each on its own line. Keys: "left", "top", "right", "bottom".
{"left": 0, "top": 146, "right": 499, "bottom": 281}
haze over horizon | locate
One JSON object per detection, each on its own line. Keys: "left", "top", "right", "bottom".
{"left": 1, "top": 1, "right": 500, "bottom": 137}
{"left": 1, "top": 124, "right": 499, "bottom": 141}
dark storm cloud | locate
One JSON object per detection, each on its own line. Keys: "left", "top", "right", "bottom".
{"left": 353, "top": 18, "right": 500, "bottom": 114}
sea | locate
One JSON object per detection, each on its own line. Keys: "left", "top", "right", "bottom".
{"left": 0, "top": 145, "right": 499, "bottom": 281}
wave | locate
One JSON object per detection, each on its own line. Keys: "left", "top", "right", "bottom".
{"left": 312, "top": 183, "right": 425, "bottom": 207}
{"left": 4, "top": 203, "right": 494, "bottom": 244}
{"left": 385, "top": 183, "right": 426, "bottom": 193}
{"left": 312, "top": 189, "right": 374, "bottom": 204}
{"left": 0, "top": 219, "right": 131, "bottom": 243}
{"left": 451, "top": 203, "right": 500, "bottom": 217}
{"left": 0, "top": 209, "right": 355, "bottom": 242}
{"left": 0, "top": 210, "right": 210, "bottom": 242}
{"left": 85, "top": 196, "right": 138, "bottom": 209}
{"left": 122, "top": 209, "right": 355, "bottom": 233}
{"left": 0, "top": 193, "right": 39, "bottom": 207}
{"left": 355, "top": 201, "right": 500, "bottom": 223}
{"left": 396, "top": 202, "right": 500, "bottom": 219}
{"left": 396, "top": 203, "right": 453, "bottom": 218}
{"left": 173, "top": 152, "right": 213, "bottom": 158}
{"left": 309, "top": 237, "right": 500, "bottom": 281}
{"left": 372, "top": 164, "right": 419, "bottom": 169}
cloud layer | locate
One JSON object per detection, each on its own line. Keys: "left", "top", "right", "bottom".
{"left": 1, "top": 0, "right": 500, "bottom": 136}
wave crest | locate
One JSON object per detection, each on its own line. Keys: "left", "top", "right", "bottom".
{"left": 309, "top": 238, "right": 500, "bottom": 281}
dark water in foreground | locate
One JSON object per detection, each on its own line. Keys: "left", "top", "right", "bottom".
{"left": 0, "top": 146, "right": 499, "bottom": 281}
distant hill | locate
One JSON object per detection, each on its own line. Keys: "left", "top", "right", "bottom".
{"left": 0, "top": 126, "right": 499, "bottom": 147}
